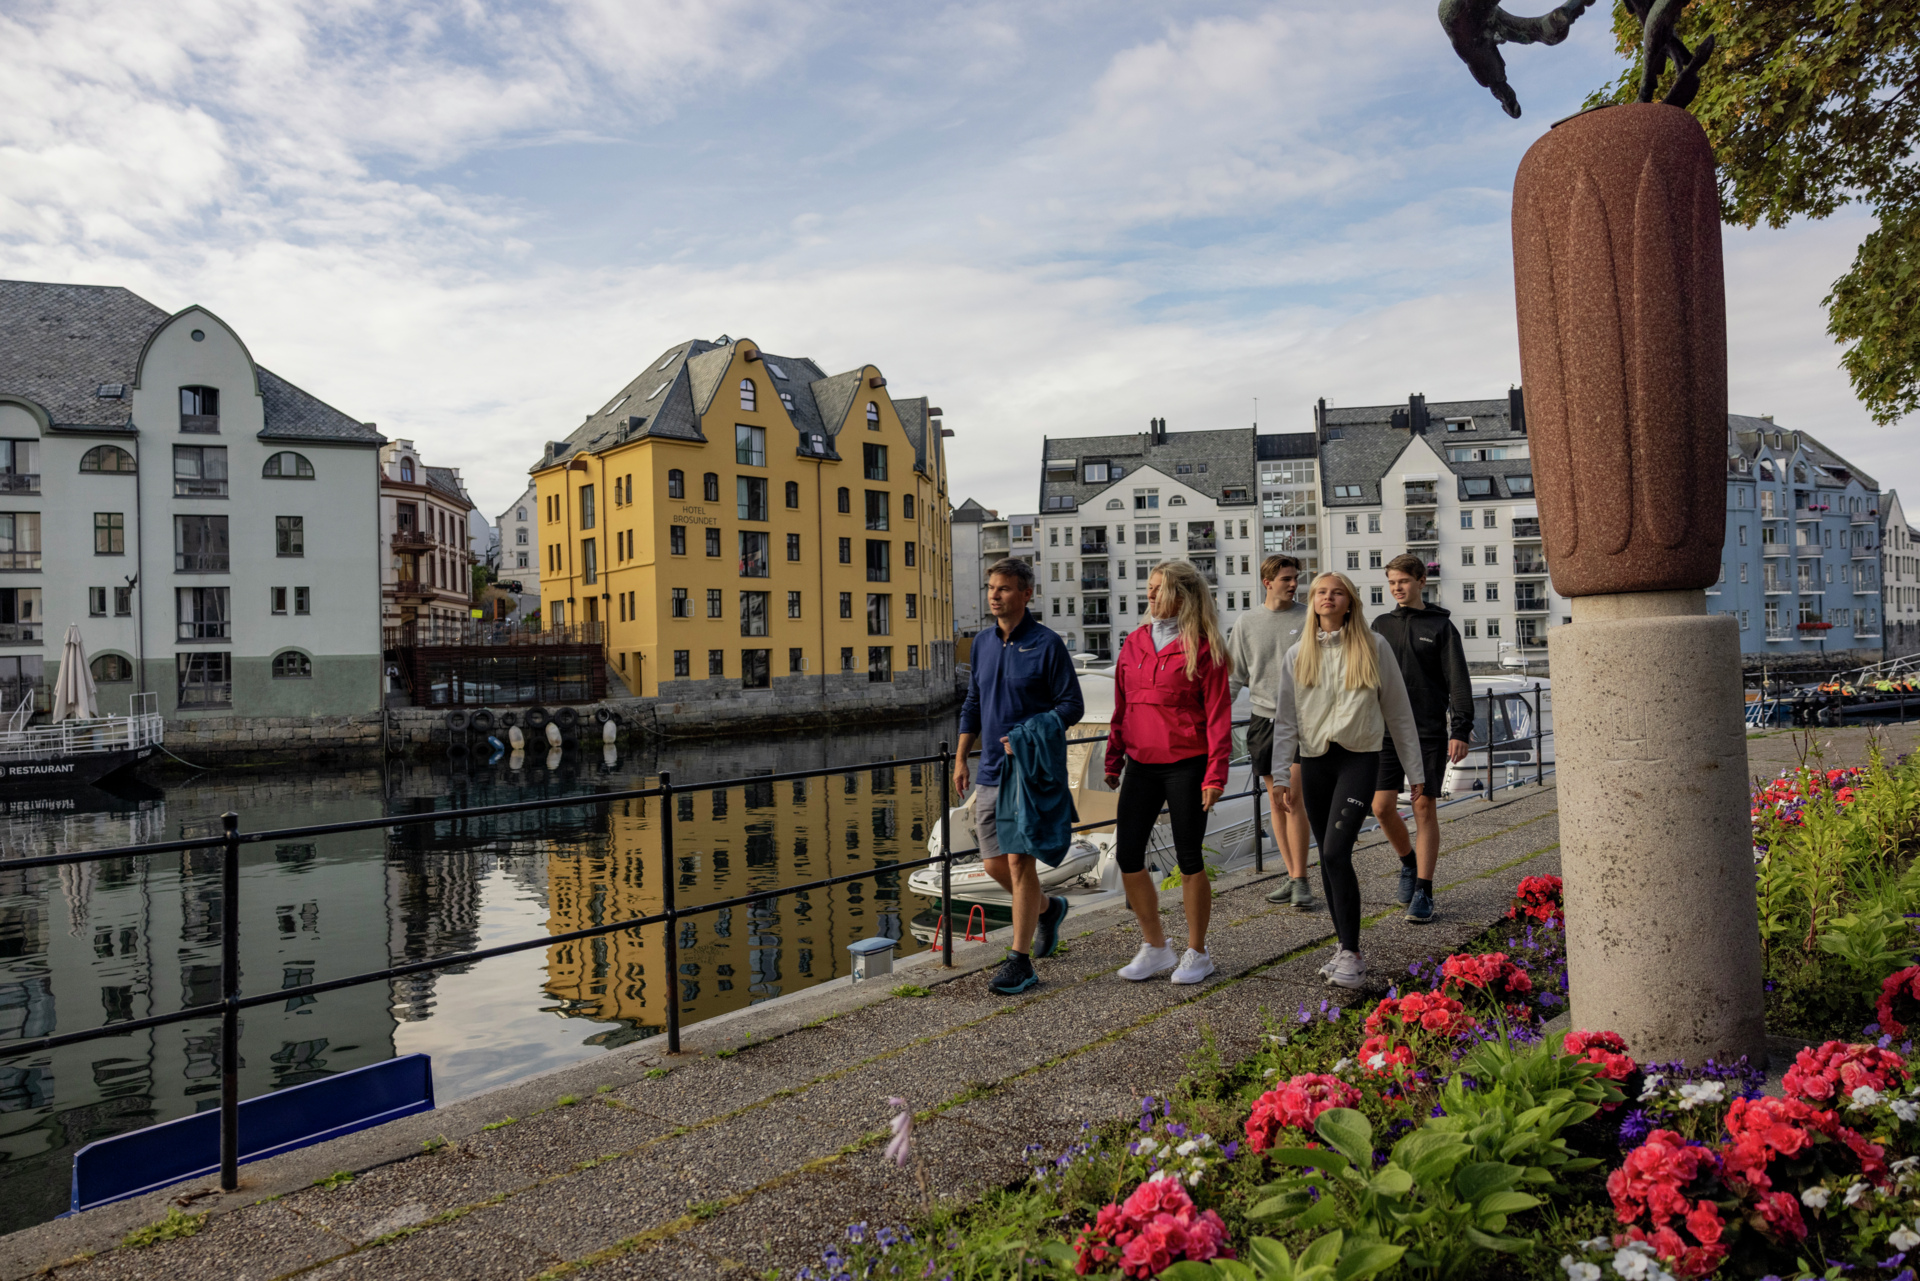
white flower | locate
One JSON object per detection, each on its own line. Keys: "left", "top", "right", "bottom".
{"left": 1175, "top": 1140, "right": 1199, "bottom": 1157}
{"left": 1368, "top": 1053, "right": 1388, "bottom": 1070}
{"left": 1844, "top": 1180, "right": 1871, "bottom": 1207}
{"left": 1136, "top": 1139, "right": 1158, "bottom": 1158}
{"left": 1638, "top": 1074, "right": 1666, "bottom": 1102}
{"left": 1893, "top": 1101, "right": 1919, "bottom": 1124}
{"left": 1331, "top": 1058, "right": 1352, "bottom": 1074}
{"left": 1802, "top": 1186, "right": 1831, "bottom": 1209}
{"left": 1559, "top": 1256, "right": 1601, "bottom": 1281}
{"left": 1892, "top": 1224, "right": 1920, "bottom": 1252}
{"left": 1675, "top": 1081, "right": 1725, "bottom": 1111}
{"left": 1195, "top": 1134, "right": 1215, "bottom": 1149}
{"left": 1894, "top": 1156, "right": 1920, "bottom": 1175}
{"left": 1266, "top": 1033, "right": 1289, "bottom": 1045}
{"left": 1146, "top": 1168, "right": 1175, "bottom": 1183}
{"left": 1263, "top": 1067, "right": 1278, "bottom": 1078}
{"left": 1578, "top": 1238, "right": 1612, "bottom": 1252}
{"left": 1850, "top": 1085, "right": 1884, "bottom": 1109}
{"left": 1610, "top": 1242, "right": 1675, "bottom": 1281}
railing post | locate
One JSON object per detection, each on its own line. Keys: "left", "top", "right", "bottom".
{"left": 1485, "top": 689, "right": 1495, "bottom": 801}
{"left": 1533, "top": 683, "right": 1544, "bottom": 787}
{"left": 660, "top": 771, "right": 680, "bottom": 1054}
{"left": 1252, "top": 768, "right": 1264, "bottom": 874}
{"left": 219, "top": 811, "right": 241, "bottom": 1192}
{"left": 938, "top": 741, "right": 954, "bottom": 969}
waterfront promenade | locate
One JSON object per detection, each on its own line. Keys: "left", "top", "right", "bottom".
{"left": 7, "top": 725, "right": 1911, "bottom": 1281}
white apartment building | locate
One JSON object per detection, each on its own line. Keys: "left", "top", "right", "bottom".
{"left": 949, "top": 497, "right": 1005, "bottom": 637}
{"left": 496, "top": 481, "right": 542, "bottom": 614}
{"left": 1314, "top": 394, "right": 1563, "bottom": 669}
{"left": 1883, "top": 490, "right": 1920, "bottom": 660}
{"left": 379, "top": 441, "right": 476, "bottom": 635}
{"left": 1258, "top": 431, "right": 1322, "bottom": 573}
{"left": 0, "top": 280, "right": 385, "bottom": 717}
{"left": 1036, "top": 422, "right": 1260, "bottom": 660}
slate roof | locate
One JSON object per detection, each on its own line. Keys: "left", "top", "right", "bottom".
{"left": 1728, "top": 413, "right": 1880, "bottom": 494}
{"left": 1256, "top": 432, "right": 1316, "bottom": 460}
{"left": 1039, "top": 426, "right": 1257, "bottom": 513}
{"left": 0, "top": 278, "right": 382, "bottom": 444}
{"left": 1318, "top": 396, "right": 1527, "bottom": 506}
{"left": 533, "top": 337, "right": 927, "bottom": 475}
{"left": 424, "top": 465, "right": 475, "bottom": 510}
{"left": 952, "top": 497, "right": 995, "bottom": 523}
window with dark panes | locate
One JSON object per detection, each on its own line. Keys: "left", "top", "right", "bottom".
{"left": 903, "top": 493, "right": 915, "bottom": 519}
{"left": 706, "top": 527, "right": 721, "bottom": 557}
{"left": 740, "top": 591, "right": 769, "bottom": 637}
{"left": 867, "top": 594, "right": 891, "bottom": 635}
{"left": 839, "top": 592, "right": 852, "bottom": 619}
{"left": 736, "top": 423, "right": 765, "bottom": 465}
{"left": 173, "top": 445, "right": 228, "bottom": 497}
{"left": 741, "top": 647, "right": 770, "bottom": 688}
{"left": 867, "top": 646, "right": 892, "bottom": 683}
{"left": 865, "top": 490, "right": 889, "bottom": 530}
{"left": 785, "top": 480, "right": 800, "bottom": 509}
{"left": 579, "top": 485, "right": 596, "bottom": 529}
{"left": 670, "top": 525, "right": 686, "bottom": 555}
{"left": 674, "top": 649, "right": 690, "bottom": 677}
{"left": 708, "top": 649, "right": 725, "bottom": 677}
{"left": 788, "top": 591, "right": 802, "bottom": 618}
{"left": 672, "top": 588, "right": 689, "bottom": 617}
{"left": 174, "top": 515, "right": 229, "bottom": 571}
{"left": 94, "top": 512, "right": 124, "bottom": 555}
{"left": 837, "top": 487, "right": 851, "bottom": 513}
{"left": 904, "top": 542, "right": 916, "bottom": 567}
{"left": 707, "top": 588, "right": 723, "bottom": 618}
{"left": 177, "top": 653, "right": 231, "bottom": 707}
{"left": 863, "top": 443, "right": 888, "bottom": 481}
{"left": 176, "top": 586, "right": 230, "bottom": 640}
{"left": 668, "top": 469, "right": 685, "bottom": 499}
{"left": 703, "top": 472, "right": 720, "bottom": 502}
{"left": 787, "top": 533, "right": 801, "bottom": 561}
{"left": 738, "top": 476, "right": 768, "bottom": 521}
{"left": 0, "top": 514, "right": 39, "bottom": 570}
{"left": 738, "top": 531, "right": 770, "bottom": 577}
{"left": 295, "top": 586, "right": 309, "bottom": 615}
{"left": 906, "top": 593, "right": 917, "bottom": 619}
{"left": 866, "top": 539, "right": 890, "bottom": 582}
{"left": 789, "top": 647, "right": 804, "bottom": 673}
{"left": 581, "top": 538, "right": 598, "bottom": 585}
{"left": 838, "top": 536, "right": 851, "bottom": 563}
{"left": 179, "top": 385, "right": 219, "bottom": 433}
{"left": 276, "top": 516, "right": 303, "bottom": 557}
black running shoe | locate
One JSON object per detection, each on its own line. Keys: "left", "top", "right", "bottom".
{"left": 1033, "top": 896, "right": 1070, "bottom": 959}
{"left": 988, "top": 952, "right": 1039, "bottom": 995}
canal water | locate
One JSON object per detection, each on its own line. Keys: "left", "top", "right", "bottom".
{"left": 0, "top": 713, "right": 959, "bottom": 1234}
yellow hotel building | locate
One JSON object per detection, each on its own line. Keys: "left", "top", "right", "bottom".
{"left": 531, "top": 336, "right": 955, "bottom": 705}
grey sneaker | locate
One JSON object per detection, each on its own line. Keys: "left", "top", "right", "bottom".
{"left": 1326, "top": 949, "right": 1367, "bottom": 989}
{"left": 1396, "top": 862, "right": 1417, "bottom": 905}
{"left": 1265, "top": 880, "right": 1292, "bottom": 904}
{"left": 1290, "top": 877, "right": 1315, "bottom": 912}
{"left": 1406, "top": 887, "right": 1435, "bottom": 924}
{"left": 1170, "top": 948, "right": 1216, "bottom": 985}
{"left": 1317, "top": 944, "right": 1342, "bottom": 978}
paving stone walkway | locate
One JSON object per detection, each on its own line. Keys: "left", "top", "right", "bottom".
{"left": 9, "top": 722, "right": 1910, "bottom": 1281}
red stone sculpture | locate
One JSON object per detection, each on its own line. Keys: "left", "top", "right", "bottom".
{"left": 1511, "top": 103, "right": 1727, "bottom": 597}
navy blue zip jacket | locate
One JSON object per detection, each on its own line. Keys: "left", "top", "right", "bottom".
{"left": 996, "top": 710, "right": 1079, "bottom": 867}
{"left": 959, "top": 612, "right": 1084, "bottom": 788}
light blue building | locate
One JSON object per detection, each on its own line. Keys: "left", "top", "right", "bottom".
{"left": 1716, "top": 414, "right": 1883, "bottom": 669}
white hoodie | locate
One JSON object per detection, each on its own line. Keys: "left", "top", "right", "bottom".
{"left": 1269, "top": 628, "right": 1426, "bottom": 785}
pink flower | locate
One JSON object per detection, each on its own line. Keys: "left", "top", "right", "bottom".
{"left": 883, "top": 1097, "right": 912, "bottom": 1167}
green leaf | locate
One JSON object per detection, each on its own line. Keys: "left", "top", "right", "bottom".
{"left": 1477, "top": 1190, "right": 1542, "bottom": 1216}
{"left": 1294, "top": 1196, "right": 1340, "bottom": 1231}
{"left": 1334, "top": 1242, "right": 1409, "bottom": 1281}
{"left": 1039, "top": 1242, "right": 1081, "bottom": 1267}
{"left": 1454, "top": 1161, "right": 1523, "bottom": 1203}
{"left": 1249, "top": 1192, "right": 1316, "bottom": 1221}
{"left": 1298, "top": 1231, "right": 1343, "bottom": 1269}
{"left": 1314, "top": 1109, "right": 1374, "bottom": 1169}
{"left": 1463, "top": 1225, "right": 1536, "bottom": 1253}
{"left": 1265, "top": 1147, "right": 1352, "bottom": 1173}
{"left": 1366, "top": 1166, "right": 1413, "bottom": 1198}
{"left": 1247, "top": 1238, "right": 1296, "bottom": 1276}
{"left": 1391, "top": 1130, "right": 1469, "bottom": 1188}
{"left": 1158, "top": 1264, "right": 1223, "bottom": 1280}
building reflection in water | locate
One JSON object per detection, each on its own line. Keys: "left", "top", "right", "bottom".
{"left": 0, "top": 716, "right": 952, "bottom": 1234}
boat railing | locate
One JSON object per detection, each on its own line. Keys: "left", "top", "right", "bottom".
{"left": 0, "top": 710, "right": 165, "bottom": 760}
{"left": 0, "top": 705, "right": 1554, "bottom": 1198}
{"left": 4, "top": 692, "right": 30, "bottom": 736}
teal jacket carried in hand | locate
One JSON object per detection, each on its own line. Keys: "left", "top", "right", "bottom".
{"left": 995, "top": 710, "right": 1079, "bottom": 867}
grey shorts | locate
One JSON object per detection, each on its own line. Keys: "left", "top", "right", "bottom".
{"left": 970, "top": 785, "right": 1002, "bottom": 860}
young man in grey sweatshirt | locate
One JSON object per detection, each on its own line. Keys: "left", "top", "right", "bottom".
{"left": 1227, "top": 554, "right": 1314, "bottom": 909}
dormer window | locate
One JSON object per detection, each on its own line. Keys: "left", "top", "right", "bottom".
{"left": 740, "top": 378, "right": 757, "bottom": 412}
{"left": 866, "top": 402, "right": 880, "bottom": 430}
{"left": 399, "top": 457, "right": 414, "bottom": 483}
{"left": 179, "top": 386, "right": 219, "bottom": 433}
{"left": 780, "top": 392, "right": 794, "bottom": 411}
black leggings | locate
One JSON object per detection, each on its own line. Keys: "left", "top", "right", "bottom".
{"left": 1115, "top": 755, "right": 1209, "bottom": 876}
{"left": 1301, "top": 743, "right": 1380, "bottom": 953}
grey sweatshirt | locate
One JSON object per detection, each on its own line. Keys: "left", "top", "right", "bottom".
{"left": 1226, "top": 600, "right": 1307, "bottom": 716}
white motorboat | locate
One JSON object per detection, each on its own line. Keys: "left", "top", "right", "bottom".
{"left": 907, "top": 671, "right": 1269, "bottom": 921}
{"left": 1440, "top": 675, "right": 1554, "bottom": 798}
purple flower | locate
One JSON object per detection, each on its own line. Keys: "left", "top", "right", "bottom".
{"left": 1618, "top": 1109, "right": 1652, "bottom": 1147}
{"left": 884, "top": 1099, "right": 912, "bottom": 1168}
{"left": 848, "top": 1222, "right": 868, "bottom": 1243}
{"left": 1222, "top": 1140, "right": 1240, "bottom": 1159}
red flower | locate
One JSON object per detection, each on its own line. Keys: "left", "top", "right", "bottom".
{"left": 1754, "top": 1190, "right": 1807, "bottom": 1242}
{"left": 1358, "top": 1034, "right": 1416, "bottom": 1076}
{"left": 1877, "top": 966, "right": 1920, "bottom": 1040}
{"left": 1245, "top": 1074, "right": 1362, "bottom": 1153}
{"left": 1505, "top": 875, "right": 1564, "bottom": 925}
{"left": 1782, "top": 1041, "right": 1909, "bottom": 1105}
{"left": 1074, "top": 1177, "right": 1237, "bottom": 1279}
{"left": 1565, "top": 1030, "right": 1636, "bottom": 1084}
{"left": 1438, "top": 953, "right": 1535, "bottom": 1007}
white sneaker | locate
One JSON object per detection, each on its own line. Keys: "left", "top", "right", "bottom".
{"left": 1317, "top": 945, "right": 1343, "bottom": 978}
{"left": 1119, "top": 943, "right": 1179, "bottom": 981}
{"left": 1170, "top": 949, "right": 1215, "bottom": 985}
{"left": 1325, "top": 950, "right": 1367, "bottom": 989}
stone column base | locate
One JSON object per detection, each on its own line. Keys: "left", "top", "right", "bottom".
{"left": 1548, "top": 589, "right": 1766, "bottom": 1066}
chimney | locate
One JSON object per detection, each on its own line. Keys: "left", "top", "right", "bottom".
{"left": 1314, "top": 397, "right": 1327, "bottom": 439}
{"left": 1509, "top": 386, "right": 1526, "bottom": 435}
{"left": 1409, "top": 393, "right": 1429, "bottom": 434}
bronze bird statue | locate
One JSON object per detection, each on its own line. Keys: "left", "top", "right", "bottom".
{"left": 1438, "top": 0, "right": 1598, "bottom": 117}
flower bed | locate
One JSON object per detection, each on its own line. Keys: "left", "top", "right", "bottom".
{"left": 788, "top": 748, "right": 1920, "bottom": 1281}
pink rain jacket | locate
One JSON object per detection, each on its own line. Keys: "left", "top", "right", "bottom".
{"left": 1106, "top": 627, "right": 1234, "bottom": 791}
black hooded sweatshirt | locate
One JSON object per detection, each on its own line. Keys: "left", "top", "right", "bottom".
{"left": 1371, "top": 603, "right": 1475, "bottom": 742}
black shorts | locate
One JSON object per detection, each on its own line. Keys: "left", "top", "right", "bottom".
{"left": 1247, "top": 715, "right": 1300, "bottom": 782}
{"left": 1377, "top": 738, "right": 1449, "bottom": 797}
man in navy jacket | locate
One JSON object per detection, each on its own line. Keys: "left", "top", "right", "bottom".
{"left": 956, "top": 558, "right": 1084, "bottom": 994}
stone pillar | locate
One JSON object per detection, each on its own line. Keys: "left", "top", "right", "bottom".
{"left": 1548, "top": 590, "right": 1764, "bottom": 1064}
{"left": 1514, "top": 103, "right": 1766, "bottom": 1065}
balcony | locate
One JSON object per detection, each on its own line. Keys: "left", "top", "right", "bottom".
{"left": 1406, "top": 522, "right": 1440, "bottom": 544}
{"left": 1514, "top": 593, "right": 1550, "bottom": 614}
{"left": 982, "top": 535, "right": 1010, "bottom": 554}
{"left": 1080, "top": 575, "right": 1110, "bottom": 591}
{"left": 180, "top": 414, "right": 219, "bottom": 434}
{"left": 1424, "top": 562, "right": 1441, "bottom": 580}
{"left": 1761, "top": 543, "right": 1788, "bottom": 558}
{"left": 1404, "top": 484, "right": 1439, "bottom": 507}
{"left": 175, "top": 478, "right": 228, "bottom": 498}
{"left": 175, "top": 552, "right": 230, "bottom": 572}
{"left": 1765, "top": 626, "right": 1796, "bottom": 641}
{"left": 392, "top": 529, "right": 432, "bottom": 552}
{"left": 1853, "top": 509, "right": 1879, "bottom": 525}
{"left": 0, "top": 622, "right": 41, "bottom": 644}
{"left": 1855, "top": 582, "right": 1880, "bottom": 596}
{"left": 1852, "top": 544, "right": 1876, "bottom": 560}
{"left": 392, "top": 578, "right": 433, "bottom": 600}
{"left": 1083, "top": 608, "right": 1112, "bottom": 626}
{"left": 1186, "top": 534, "right": 1216, "bottom": 552}
{"left": 1763, "top": 581, "right": 1792, "bottom": 595}
{"left": 1080, "top": 538, "right": 1108, "bottom": 556}
{"left": 0, "top": 473, "right": 39, "bottom": 495}
{"left": 1511, "top": 517, "right": 1540, "bottom": 538}
{"left": 1797, "top": 584, "right": 1824, "bottom": 596}
{"left": 1795, "top": 544, "right": 1823, "bottom": 557}
{"left": 1512, "top": 551, "right": 1549, "bottom": 576}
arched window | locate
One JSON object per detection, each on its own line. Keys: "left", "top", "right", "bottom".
{"left": 903, "top": 493, "right": 915, "bottom": 519}
{"left": 703, "top": 472, "right": 719, "bottom": 502}
{"left": 399, "top": 457, "right": 415, "bottom": 483}
{"left": 1106, "top": 499, "right": 1124, "bottom": 509}
{"left": 837, "top": 487, "right": 851, "bottom": 514}
{"left": 272, "top": 650, "right": 313, "bottom": 679}
{"left": 740, "top": 378, "right": 757, "bottom": 411}
{"left": 1759, "top": 460, "right": 1773, "bottom": 481}
{"left": 80, "top": 445, "right": 136, "bottom": 473}
{"left": 1168, "top": 495, "right": 1186, "bottom": 506}
{"left": 263, "top": 451, "right": 315, "bottom": 479}
{"left": 785, "top": 480, "right": 800, "bottom": 509}
{"left": 866, "top": 402, "right": 880, "bottom": 429}
{"left": 667, "top": 469, "right": 684, "bottom": 499}
{"left": 516, "top": 506, "right": 527, "bottom": 520}
{"left": 91, "top": 654, "right": 134, "bottom": 682}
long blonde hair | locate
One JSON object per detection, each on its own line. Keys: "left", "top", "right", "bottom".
{"left": 1293, "top": 571, "right": 1380, "bottom": 690}
{"left": 1148, "top": 559, "right": 1231, "bottom": 682}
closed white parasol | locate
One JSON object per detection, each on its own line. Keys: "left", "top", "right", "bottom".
{"left": 51, "top": 624, "right": 99, "bottom": 722}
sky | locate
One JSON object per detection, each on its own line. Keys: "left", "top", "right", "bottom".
{"left": 0, "top": 0, "right": 1905, "bottom": 522}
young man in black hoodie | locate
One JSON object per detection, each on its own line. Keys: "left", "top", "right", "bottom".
{"left": 1370, "top": 554, "right": 1474, "bottom": 923}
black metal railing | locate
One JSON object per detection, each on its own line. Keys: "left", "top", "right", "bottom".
{"left": 0, "top": 706, "right": 1554, "bottom": 1198}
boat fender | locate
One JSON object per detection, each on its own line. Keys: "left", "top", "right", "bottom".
{"left": 546, "top": 747, "right": 563, "bottom": 770}
{"left": 471, "top": 709, "right": 495, "bottom": 734}
{"left": 447, "top": 710, "right": 470, "bottom": 732}
{"left": 507, "top": 725, "right": 525, "bottom": 749}
{"left": 602, "top": 718, "right": 617, "bottom": 744}
{"left": 594, "top": 706, "right": 616, "bottom": 724}
{"left": 487, "top": 736, "right": 504, "bottom": 752}
{"left": 524, "top": 707, "right": 551, "bottom": 731}
{"left": 602, "top": 743, "right": 618, "bottom": 768}
{"left": 545, "top": 721, "right": 563, "bottom": 748}
{"left": 555, "top": 707, "right": 580, "bottom": 730}
{"left": 498, "top": 710, "right": 519, "bottom": 729}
